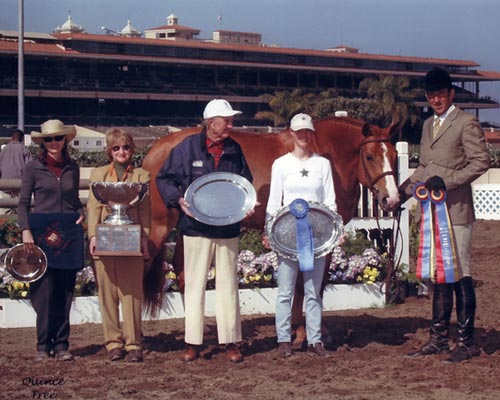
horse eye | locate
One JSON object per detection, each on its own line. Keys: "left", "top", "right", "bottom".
{"left": 366, "top": 154, "right": 374, "bottom": 161}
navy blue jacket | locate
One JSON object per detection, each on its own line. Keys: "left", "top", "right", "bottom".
{"left": 156, "top": 128, "right": 253, "bottom": 238}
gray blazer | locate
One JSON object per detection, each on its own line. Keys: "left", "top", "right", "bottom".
{"left": 401, "top": 107, "right": 490, "bottom": 225}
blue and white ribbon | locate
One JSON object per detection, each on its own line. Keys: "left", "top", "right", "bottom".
{"left": 289, "top": 198, "right": 314, "bottom": 272}
{"left": 412, "top": 183, "right": 458, "bottom": 283}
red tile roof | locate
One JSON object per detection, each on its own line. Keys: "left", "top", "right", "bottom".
{"left": 47, "top": 32, "right": 478, "bottom": 68}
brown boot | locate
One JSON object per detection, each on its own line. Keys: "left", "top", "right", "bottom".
{"left": 225, "top": 343, "right": 243, "bottom": 363}
{"left": 182, "top": 344, "right": 200, "bottom": 362}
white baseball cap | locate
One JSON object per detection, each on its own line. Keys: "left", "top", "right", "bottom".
{"left": 203, "top": 99, "right": 242, "bottom": 119}
{"left": 290, "top": 113, "right": 315, "bottom": 132}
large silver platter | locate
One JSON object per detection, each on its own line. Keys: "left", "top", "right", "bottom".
{"left": 185, "top": 172, "right": 256, "bottom": 226}
{"left": 266, "top": 201, "right": 344, "bottom": 260}
{"left": 4, "top": 244, "right": 47, "bottom": 283}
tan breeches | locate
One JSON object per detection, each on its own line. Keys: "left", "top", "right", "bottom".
{"left": 94, "top": 256, "right": 144, "bottom": 351}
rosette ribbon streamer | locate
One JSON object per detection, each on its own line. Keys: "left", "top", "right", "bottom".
{"left": 289, "top": 198, "right": 314, "bottom": 272}
{"left": 413, "top": 183, "right": 458, "bottom": 283}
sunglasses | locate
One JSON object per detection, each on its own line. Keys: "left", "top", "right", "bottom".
{"left": 43, "top": 135, "right": 65, "bottom": 143}
{"left": 111, "top": 145, "right": 131, "bottom": 152}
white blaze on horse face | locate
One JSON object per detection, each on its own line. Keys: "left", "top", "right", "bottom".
{"left": 381, "top": 143, "right": 399, "bottom": 208}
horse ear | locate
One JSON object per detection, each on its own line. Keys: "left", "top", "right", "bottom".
{"left": 387, "top": 118, "right": 401, "bottom": 139}
{"left": 361, "top": 123, "right": 371, "bottom": 137}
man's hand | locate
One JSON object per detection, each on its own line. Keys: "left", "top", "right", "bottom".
{"left": 178, "top": 197, "right": 194, "bottom": 217}
{"left": 425, "top": 176, "right": 446, "bottom": 191}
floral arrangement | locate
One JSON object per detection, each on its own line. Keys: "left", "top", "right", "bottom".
{"left": 0, "top": 263, "right": 29, "bottom": 299}
{"left": 162, "top": 250, "right": 279, "bottom": 292}
{"left": 0, "top": 224, "right": 386, "bottom": 299}
{"left": 237, "top": 250, "right": 278, "bottom": 288}
{"left": 0, "top": 216, "right": 22, "bottom": 248}
{"left": 328, "top": 246, "right": 386, "bottom": 284}
{"left": 0, "top": 263, "right": 98, "bottom": 299}
{"left": 74, "top": 266, "right": 97, "bottom": 296}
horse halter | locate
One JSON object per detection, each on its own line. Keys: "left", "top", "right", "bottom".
{"left": 359, "top": 137, "right": 397, "bottom": 192}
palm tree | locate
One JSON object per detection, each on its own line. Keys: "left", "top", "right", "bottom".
{"left": 255, "top": 89, "right": 317, "bottom": 127}
{"left": 359, "top": 75, "right": 422, "bottom": 140}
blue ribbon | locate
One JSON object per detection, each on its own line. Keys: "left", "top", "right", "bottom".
{"left": 289, "top": 198, "right": 314, "bottom": 272}
{"left": 412, "top": 183, "right": 458, "bottom": 283}
{"left": 413, "top": 183, "right": 435, "bottom": 280}
{"left": 430, "top": 190, "right": 458, "bottom": 283}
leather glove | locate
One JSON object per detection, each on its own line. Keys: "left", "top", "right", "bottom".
{"left": 425, "top": 176, "right": 446, "bottom": 191}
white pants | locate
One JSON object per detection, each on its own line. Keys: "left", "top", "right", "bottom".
{"left": 183, "top": 235, "right": 242, "bottom": 345}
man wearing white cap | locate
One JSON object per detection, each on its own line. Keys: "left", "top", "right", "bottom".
{"left": 156, "top": 99, "right": 254, "bottom": 363}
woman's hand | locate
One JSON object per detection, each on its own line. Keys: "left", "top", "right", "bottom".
{"left": 22, "top": 230, "right": 35, "bottom": 254}
{"left": 76, "top": 214, "right": 85, "bottom": 225}
{"left": 89, "top": 236, "right": 97, "bottom": 257}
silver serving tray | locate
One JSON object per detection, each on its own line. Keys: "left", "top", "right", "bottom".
{"left": 266, "top": 201, "right": 344, "bottom": 260}
{"left": 5, "top": 244, "right": 48, "bottom": 283}
{"left": 185, "top": 172, "right": 256, "bottom": 226}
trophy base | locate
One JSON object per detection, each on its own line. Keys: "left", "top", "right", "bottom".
{"left": 94, "top": 224, "right": 142, "bottom": 256}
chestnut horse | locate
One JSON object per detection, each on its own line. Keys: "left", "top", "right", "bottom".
{"left": 142, "top": 116, "right": 400, "bottom": 345}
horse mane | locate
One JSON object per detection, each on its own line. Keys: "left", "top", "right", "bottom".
{"left": 316, "top": 116, "right": 367, "bottom": 130}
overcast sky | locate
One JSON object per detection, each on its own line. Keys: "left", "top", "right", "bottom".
{"left": 2, "top": 0, "right": 500, "bottom": 123}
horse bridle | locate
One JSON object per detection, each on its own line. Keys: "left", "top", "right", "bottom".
{"left": 359, "top": 136, "right": 404, "bottom": 303}
{"left": 359, "top": 137, "right": 397, "bottom": 192}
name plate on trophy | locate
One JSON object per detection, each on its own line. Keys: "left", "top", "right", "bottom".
{"left": 91, "top": 181, "right": 148, "bottom": 257}
{"left": 95, "top": 224, "right": 142, "bottom": 256}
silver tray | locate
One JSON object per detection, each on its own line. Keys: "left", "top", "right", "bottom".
{"left": 185, "top": 172, "right": 256, "bottom": 226}
{"left": 265, "top": 201, "right": 344, "bottom": 260}
{"left": 4, "top": 244, "right": 48, "bottom": 283}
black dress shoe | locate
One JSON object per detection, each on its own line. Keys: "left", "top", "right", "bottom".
{"left": 55, "top": 350, "right": 74, "bottom": 361}
{"left": 444, "top": 345, "right": 480, "bottom": 363}
{"left": 34, "top": 351, "right": 50, "bottom": 362}
{"left": 407, "top": 342, "right": 449, "bottom": 357}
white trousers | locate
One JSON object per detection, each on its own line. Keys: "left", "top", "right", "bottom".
{"left": 183, "top": 235, "right": 242, "bottom": 345}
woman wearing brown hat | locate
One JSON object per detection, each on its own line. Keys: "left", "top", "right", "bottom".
{"left": 18, "top": 119, "right": 85, "bottom": 362}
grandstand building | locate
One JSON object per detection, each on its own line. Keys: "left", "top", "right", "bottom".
{"left": 1, "top": 14, "right": 499, "bottom": 128}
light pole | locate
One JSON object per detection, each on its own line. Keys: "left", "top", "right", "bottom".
{"left": 18, "top": 0, "right": 25, "bottom": 134}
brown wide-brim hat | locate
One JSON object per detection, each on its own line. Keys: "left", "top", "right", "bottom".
{"left": 31, "top": 119, "right": 77, "bottom": 145}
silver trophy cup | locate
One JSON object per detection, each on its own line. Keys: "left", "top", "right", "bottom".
{"left": 91, "top": 182, "right": 148, "bottom": 224}
{"left": 90, "top": 182, "right": 148, "bottom": 255}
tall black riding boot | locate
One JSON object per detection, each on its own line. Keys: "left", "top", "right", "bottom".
{"left": 407, "top": 283, "right": 453, "bottom": 356}
{"left": 446, "top": 276, "right": 480, "bottom": 363}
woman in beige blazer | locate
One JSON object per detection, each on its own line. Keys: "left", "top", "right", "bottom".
{"left": 87, "top": 128, "right": 151, "bottom": 362}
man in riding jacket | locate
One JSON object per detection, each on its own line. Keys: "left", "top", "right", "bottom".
{"left": 156, "top": 99, "right": 254, "bottom": 363}
{"left": 398, "top": 67, "right": 490, "bottom": 362}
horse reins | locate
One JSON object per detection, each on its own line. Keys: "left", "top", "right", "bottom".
{"left": 359, "top": 136, "right": 404, "bottom": 301}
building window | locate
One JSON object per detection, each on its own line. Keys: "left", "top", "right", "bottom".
{"left": 73, "top": 140, "right": 79, "bottom": 146}
{"left": 96, "top": 140, "right": 102, "bottom": 146}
